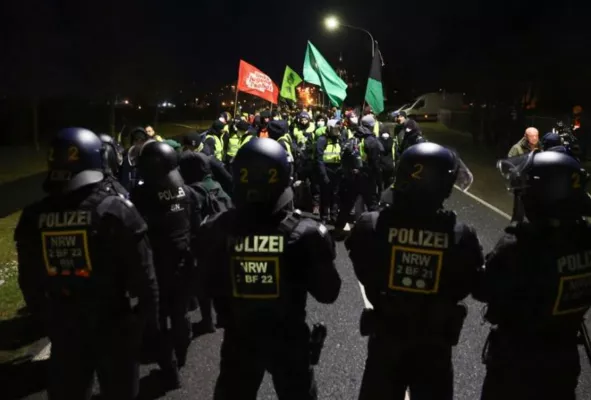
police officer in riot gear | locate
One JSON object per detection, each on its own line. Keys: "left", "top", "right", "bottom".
{"left": 197, "top": 138, "right": 341, "bottom": 400}
{"left": 131, "top": 141, "right": 199, "bottom": 390}
{"left": 178, "top": 150, "right": 234, "bottom": 335}
{"left": 346, "top": 142, "right": 484, "bottom": 400}
{"left": 15, "top": 127, "right": 159, "bottom": 400}
{"left": 476, "top": 151, "right": 591, "bottom": 400}
{"left": 120, "top": 127, "right": 153, "bottom": 192}
{"left": 98, "top": 133, "right": 128, "bottom": 197}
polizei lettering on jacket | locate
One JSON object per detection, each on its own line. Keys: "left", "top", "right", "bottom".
{"left": 388, "top": 228, "right": 449, "bottom": 249}
{"left": 158, "top": 187, "right": 186, "bottom": 201}
{"left": 234, "top": 236, "right": 284, "bottom": 253}
{"left": 38, "top": 211, "right": 92, "bottom": 229}
{"left": 557, "top": 250, "right": 591, "bottom": 274}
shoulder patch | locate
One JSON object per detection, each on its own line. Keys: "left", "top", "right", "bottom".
{"left": 317, "top": 223, "right": 328, "bottom": 237}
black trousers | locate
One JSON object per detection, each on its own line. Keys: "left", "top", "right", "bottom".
{"left": 214, "top": 326, "right": 316, "bottom": 400}
{"left": 319, "top": 165, "right": 341, "bottom": 220}
{"left": 299, "top": 160, "right": 320, "bottom": 210}
{"left": 158, "top": 277, "right": 191, "bottom": 368}
{"left": 481, "top": 331, "right": 580, "bottom": 400}
{"left": 358, "top": 335, "right": 453, "bottom": 400}
{"left": 48, "top": 314, "right": 142, "bottom": 400}
{"left": 334, "top": 173, "right": 378, "bottom": 230}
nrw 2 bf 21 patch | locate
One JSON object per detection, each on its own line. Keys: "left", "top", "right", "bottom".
{"left": 389, "top": 246, "right": 443, "bottom": 294}
{"left": 231, "top": 256, "right": 280, "bottom": 299}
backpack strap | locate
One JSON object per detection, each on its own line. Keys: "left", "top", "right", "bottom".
{"left": 278, "top": 211, "right": 302, "bottom": 236}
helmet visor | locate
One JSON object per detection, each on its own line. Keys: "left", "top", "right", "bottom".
{"left": 454, "top": 156, "right": 474, "bottom": 192}
{"left": 496, "top": 152, "right": 536, "bottom": 191}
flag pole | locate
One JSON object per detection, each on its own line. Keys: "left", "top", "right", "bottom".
{"left": 270, "top": 102, "right": 273, "bottom": 113}
{"left": 233, "top": 85, "right": 239, "bottom": 118}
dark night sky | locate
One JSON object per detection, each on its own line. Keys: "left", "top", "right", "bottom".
{"left": 0, "top": 0, "right": 589, "bottom": 104}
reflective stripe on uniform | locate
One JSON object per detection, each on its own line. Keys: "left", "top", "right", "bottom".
{"left": 360, "top": 139, "right": 367, "bottom": 162}
{"left": 323, "top": 142, "right": 341, "bottom": 164}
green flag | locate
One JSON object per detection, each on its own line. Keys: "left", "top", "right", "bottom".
{"left": 303, "top": 41, "right": 347, "bottom": 107}
{"left": 364, "top": 47, "right": 384, "bottom": 114}
{"left": 280, "top": 66, "right": 303, "bottom": 101}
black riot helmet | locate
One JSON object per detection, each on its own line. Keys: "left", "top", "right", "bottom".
{"left": 231, "top": 138, "right": 292, "bottom": 213}
{"left": 137, "top": 141, "right": 184, "bottom": 186}
{"left": 44, "top": 127, "right": 105, "bottom": 194}
{"left": 498, "top": 150, "right": 591, "bottom": 221}
{"left": 394, "top": 143, "right": 472, "bottom": 209}
{"left": 98, "top": 133, "right": 123, "bottom": 176}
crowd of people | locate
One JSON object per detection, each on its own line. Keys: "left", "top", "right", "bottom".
{"left": 11, "top": 101, "right": 591, "bottom": 400}
{"left": 118, "top": 107, "right": 427, "bottom": 237}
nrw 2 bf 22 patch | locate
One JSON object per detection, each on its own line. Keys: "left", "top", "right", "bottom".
{"left": 231, "top": 256, "right": 280, "bottom": 299}
{"left": 41, "top": 230, "right": 93, "bottom": 278}
{"left": 389, "top": 246, "right": 443, "bottom": 294}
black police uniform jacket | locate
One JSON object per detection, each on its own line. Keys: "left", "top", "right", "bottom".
{"left": 15, "top": 183, "right": 159, "bottom": 326}
{"left": 474, "top": 220, "right": 591, "bottom": 337}
{"left": 347, "top": 207, "right": 483, "bottom": 342}
{"left": 196, "top": 209, "right": 341, "bottom": 331}
{"left": 131, "top": 181, "right": 199, "bottom": 289}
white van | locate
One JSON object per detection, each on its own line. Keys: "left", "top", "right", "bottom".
{"left": 397, "top": 93, "right": 464, "bottom": 122}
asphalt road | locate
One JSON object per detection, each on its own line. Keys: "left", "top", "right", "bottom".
{"left": 12, "top": 187, "right": 591, "bottom": 400}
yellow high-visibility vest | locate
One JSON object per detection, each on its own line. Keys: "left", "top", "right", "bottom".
{"left": 323, "top": 141, "right": 341, "bottom": 164}
{"left": 226, "top": 133, "right": 241, "bottom": 158}
{"left": 206, "top": 134, "right": 224, "bottom": 160}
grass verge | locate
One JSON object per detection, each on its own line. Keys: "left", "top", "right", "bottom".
{"left": 0, "top": 147, "right": 47, "bottom": 185}
{"left": 157, "top": 120, "right": 212, "bottom": 140}
{"left": 0, "top": 211, "right": 41, "bottom": 365}
{"left": 0, "top": 212, "right": 23, "bottom": 320}
{"left": 0, "top": 121, "right": 212, "bottom": 186}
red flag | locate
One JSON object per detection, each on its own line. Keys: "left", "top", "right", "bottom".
{"left": 237, "top": 60, "right": 279, "bottom": 104}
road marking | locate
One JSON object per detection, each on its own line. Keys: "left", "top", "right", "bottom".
{"left": 32, "top": 343, "right": 51, "bottom": 361}
{"left": 454, "top": 185, "right": 512, "bottom": 220}
{"left": 175, "top": 124, "right": 197, "bottom": 129}
{"left": 358, "top": 282, "right": 373, "bottom": 309}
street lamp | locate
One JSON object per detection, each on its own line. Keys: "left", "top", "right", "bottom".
{"left": 324, "top": 16, "right": 339, "bottom": 31}
{"left": 323, "top": 15, "right": 375, "bottom": 57}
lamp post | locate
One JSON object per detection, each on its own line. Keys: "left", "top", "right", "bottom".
{"left": 324, "top": 16, "right": 375, "bottom": 58}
